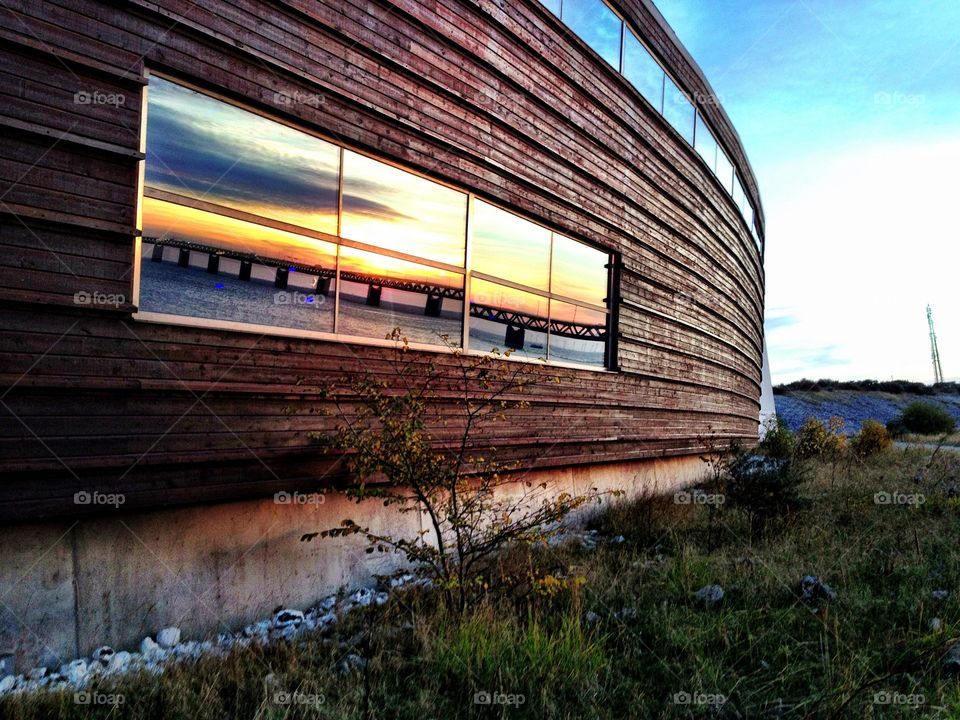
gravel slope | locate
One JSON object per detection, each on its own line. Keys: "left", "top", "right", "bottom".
{"left": 773, "top": 391, "right": 960, "bottom": 433}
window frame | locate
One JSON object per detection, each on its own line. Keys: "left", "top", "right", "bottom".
{"left": 133, "top": 69, "right": 616, "bottom": 372}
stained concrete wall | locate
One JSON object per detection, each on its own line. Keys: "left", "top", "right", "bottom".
{"left": 0, "top": 455, "right": 705, "bottom": 671}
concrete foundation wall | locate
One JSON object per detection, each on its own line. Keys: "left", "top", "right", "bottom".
{"left": 0, "top": 455, "right": 705, "bottom": 671}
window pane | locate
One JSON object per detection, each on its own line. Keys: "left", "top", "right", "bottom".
{"left": 562, "top": 0, "right": 623, "bottom": 69}
{"left": 744, "top": 202, "right": 755, "bottom": 234}
{"left": 548, "top": 300, "right": 607, "bottom": 368}
{"left": 471, "top": 200, "right": 551, "bottom": 291}
{"left": 340, "top": 150, "right": 467, "bottom": 267}
{"left": 145, "top": 76, "right": 340, "bottom": 234}
{"left": 663, "top": 76, "right": 695, "bottom": 144}
{"left": 337, "top": 246, "right": 463, "bottom": 347}
{"left": 621, "top": 30, "right": 664, "bottom": 112}
{"left": 694, "top": 112, "right": 718, "bottom": 172}
{"left": 733, "top": 174, "right": 747, "bottom": 215}
{"left": 469, "top": 278, "right": 548, "bottom": 360}
{"left": 139, "top": 197, "right": 337, "bottom": 332}
{"left": 715, "top": 148, "right": 734, "bottom": 195}
{"left": 550, "top": 234, "right": 608, "bottom": 306}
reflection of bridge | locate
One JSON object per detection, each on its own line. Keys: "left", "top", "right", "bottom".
{"left": 470, "top": 304, "right": 606, "bottom": 341}
{"left": 144, "top": 237, "right": 462, "bottom": 307}
{"left": 144, "top": 237, "right": 606, "bottom": 344}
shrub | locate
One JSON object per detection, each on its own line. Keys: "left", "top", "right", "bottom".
{"left": 898, "top": 401, "right": 956, "bottom": 435}
{"left": 760, "top": 416, "right": 795, "bottom": 459}
{"left": 851, "top": 419, "right": 892, "bottom": 458}
{"left": 794, "top": 417, "right": 829, "bottom": 459}
{"left": 303, "top": 330, "right": 614, "bottom": 611}
{"left": 795, "top": 416, "right": 847, "bottom": 460}
{"left": 885, "top": 418, "right": 907, "bottom": 438}
{"left": 725, "top": 453, "right": 807, "bottom": 536}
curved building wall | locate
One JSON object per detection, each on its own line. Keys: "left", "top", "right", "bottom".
{"left": 0, "top": 0, "right": 765, "bottom": 668}
{"left": 0, "top": 0, "right": 764, "bottom": 519}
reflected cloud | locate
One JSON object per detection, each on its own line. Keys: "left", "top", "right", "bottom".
{"left": 146, "top": 77, "right": 340, "bottom": 233}
{"left": 341, "top": 150, "right": 467, "bottom": 267}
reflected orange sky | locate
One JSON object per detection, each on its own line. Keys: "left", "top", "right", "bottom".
{"left": 143, "top": 197, "right": 463, "bottom": 286}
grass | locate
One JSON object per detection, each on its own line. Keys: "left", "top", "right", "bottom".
{"left": 4, "top": 448, "right": 960, "bottom": 718}
{"left": 901, "top": 432, "right": 960, "bottom": 448}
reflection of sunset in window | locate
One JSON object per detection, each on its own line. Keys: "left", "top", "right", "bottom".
{"left": 341, "top": 151, "right": 467, "bottom": 267}
{"left": 550, "top": 299, "right": 606, "bottom": 327}
{"left": 139, "top": 76, "right": 611, "bottom": 367}
{"left": 338, "top": 246, "right": 463, "bottom": 289}
{"left": 145, "top": 76, "right": 340, "bottom": 235}
{"left": 550, "top": 234, "right": 608, "bottom": 307}
{"left": 471, "top": 200, "right": 550, "bottom": 291}
{"left": 470, "top": 279, "right": 549, "bottom": 319}
{"left": 142, "top": 197, "right": 337, "bottom": 268}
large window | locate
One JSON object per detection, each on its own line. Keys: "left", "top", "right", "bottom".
{"left": 137, "top": 75, "right": 612, "bottom": 369}
{"left": 468, "top": 202, "right": 611, "bottom": 367}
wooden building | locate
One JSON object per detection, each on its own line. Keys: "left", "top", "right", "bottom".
{"left": 0, "top": 0, "right": 765, "bottom": 666}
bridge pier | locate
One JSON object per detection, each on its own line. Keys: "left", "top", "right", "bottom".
{"left": 206, "top": 255, "right": 220, "bottom": 274}
{"left": 505, "top": 325, "right": 525, "bottom": 350}
{"left": 274, "top": 268, "right": 289, "bottom": 289}
{"left": 424, "top": 293, "right": 443, "bottom": 317}
{"left": 366, "top": 285, "right": 382, "bottom": 307}
{"left": 177, "top": 249, "right": 190, "bottom": 268}
{"left": 150, "top": 244, "right": 163, "bottom": 263}
{"left": 316, "top": 277, "right": 331, "bottom": 297}
{"left": 239, "top": 261, "right": 252, "bottom": 281}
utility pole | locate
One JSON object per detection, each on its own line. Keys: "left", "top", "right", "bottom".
{"left": 927, "top": 304, "right": 943, "bottom": 384}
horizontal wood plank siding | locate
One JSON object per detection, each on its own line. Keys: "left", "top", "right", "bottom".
{"left": 0, "top": 0, "right": 765, "bottom": 521}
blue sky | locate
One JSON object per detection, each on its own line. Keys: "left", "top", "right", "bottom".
{"left": 654, "top": 0, "right": 960, "bottom": 384}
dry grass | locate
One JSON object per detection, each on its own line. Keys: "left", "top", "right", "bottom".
{"left": 4, "top": 448, "right": 960, "bottom": 718}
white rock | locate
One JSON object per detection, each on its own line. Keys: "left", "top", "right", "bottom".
{"left": 26, "top": 667, "right": 46, "bottom": 681}
{"left": 930, "top": 617, "right": 943, "bottom": 632}
{"left": 334, "top": 653, "right": 367, "bottom": 675}
{"left": 694, "top": 584, "right": 725, "bottom": 608}
{"left": 273, "top": 608, "right": 305, "bottom": 629}
{"left": 800, "top": 575, "right": 837, "bottom": 602}
{"left": 944, "top": 643, "right": 960, "bottom": 674}
{"left": 243, "top": 620, "right": 271, "bottom": 639}
{"left": 374, "top": 592, "right": 389, "bottom": 606}
{"left": 349, "top": 588, "right": 375, "bottom": 607}
{"left": 389, "top": 574, "right": 415, "bottom": 589}
{"left": 107, "top": 651, "right": 131, "bottom": 674}
{"left": 0, "top": 675, "right": 15, "bottom": 693}
{"left": 156, "top": 627, "right": 181, "bottom": 649}
{"left": 59, "top": 659, "right": 88, "bottom": 685}
{"left": 140, "top": 636, "right": 159, "bottom": 655}
{"left": 92, "top": 646, "right": 115, "bottom": 666}
{"left": 173, "top": 641, "right": 200, "bottom": 660}
{"left": 271, "top": 625, "right": 299, "bottom": 642}
{"left": 319, "top": 595, "right": 337, "bottom": 611}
